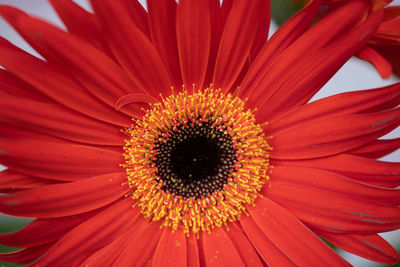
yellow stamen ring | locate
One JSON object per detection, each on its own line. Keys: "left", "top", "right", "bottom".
{"left": 123, "top": 88, "right": 271, "bottom": 234}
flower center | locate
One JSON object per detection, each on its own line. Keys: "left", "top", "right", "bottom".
{"left": 154, "top": 119, "right": 237, "bottom": 199}
{"left": 123, "top": 88, "right": 271, "bottom": 234}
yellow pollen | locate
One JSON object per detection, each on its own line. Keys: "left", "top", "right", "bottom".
{"left": 123, "top": 87, "right": 271, "bottom": 235}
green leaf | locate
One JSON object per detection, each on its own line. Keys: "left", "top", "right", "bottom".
{"left": 270, "top": 0, "right": 305, "bottom": 26}
{"left": 0, "top": 215, "right": 33, "bottom": 267}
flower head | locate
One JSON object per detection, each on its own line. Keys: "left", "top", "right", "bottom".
{"left": 0, "top": 0, "right": 399, "bottom": 266}
{"left": 124, "top": 88, "right": 271, "bottom": 234}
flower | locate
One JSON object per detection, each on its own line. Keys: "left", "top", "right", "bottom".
{"left": 0, "top": 0, "right": 399, "bottom": 266}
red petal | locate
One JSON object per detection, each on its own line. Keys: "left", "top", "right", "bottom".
{"left": 121, "top": 0, "right": 150, "bottom": 37}
{"left": 357, "top": 46, "right": 393, "bottom": 78}
{"left": 270, "top": 109, "right": 400, "bottom": 159}
{"left": 202, "top": 226, "right": 244, "bottom": 266}
{"left": 90, "top": 0, "right": 171, "bottom": 97}
{"left": 0, "top": 172, "right": 128, "bottom": 218}
{"left": 177, "top": 0, "right": 211, "bottom": 90}
{"left": 376, "top": 15, "right": 400, "bottom": 34}
{"left": 114, "top": 221, "right": 163, "bottom": 266}
{"left": 147, "top": 0, "right": 181, "bottom": 87}
{"left": 265, "top": 181, "right": 400, "bottom": 233}
{"left": 0, "top": 68, "right": 49, "bottom": 102}
{"left": 273, "top": 154, "right": 400, "bottom": 188}
{"left": 67, "top": 255, "right": 88, "bottom": 267}
{"left": 35, "top": 198, "right": 140, "bottom": 266}
{"left": 220, "top": 1, "right": 270, "bottom": 91}
{"left": 213, "top": 0, "right": 267, "bottom": 93}
{"left": 316, "top": 231, "right": 399, "bottom": 265}
{"left": 98, "top": 0, "right": 150, "bottom": 38}
{"left": 240, "top": 215, "right": 297, "bottom": 266}
{"left": 0, "top": 122, "right": 70, "bottom": 144}
{"left": 0, "top": 170, "right": 56, "bottom": 192}
{"left": 225, "top": 223, "right": 263, "bottom": 267}
{"left": 0, "top": 47, "right": 131, "bottom": 127}
{"left": 239, "top": 0, "right": 320, "bottom": 99}
{"left": 48, "top": 0, "right": 111, "bottom": 54}
{"left": 151, "top": 227, "right": 187, "bottom": 267}
{"left": 371, "top": 44, "right": 400, "bottom": 77}
{"left": 249, "top": 1, "right": 270, "bottom": 63}
{"left": 247, "top": 197, "right": 349, "bottom": 266}
{"left": 349, "top": 138, "right": 400, "bottom": 159}
{"left": 0, "top": 244, "right": 51, "bottom": 264}
{"left": 0, "top": 138, "right": 122, "bottom": 180}
{"left": 197, "top": 233, "right": 208, "bottom": 266}
{"left": 0, "top": 209, "right": 98, "bottom": 247}
{"left": 220, "top": 0, "right": 234, "bottom": 26}
{"left": 82, "top": 215, "right": 150, "bottom": 266}
{"left": 382, "top": 6, "right": 400, "bottom": 21}
{"left": 267, "top": 82, "right": 400, "bottom": 135}
{"left": 0, "top": 95, "right": 125, "bottom": 146}
{"left": 268, "top": 165, "right": 400, "bottom": 205}
{"left": 187, "top": 231, "right": 201, "bottom": 267}
{"left": 203, "top": 0, "right": 223, "bottom": 87}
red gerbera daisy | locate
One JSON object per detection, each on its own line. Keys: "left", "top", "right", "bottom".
{"left": 0, "top": 0, "right": 399, "bottom": 266}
